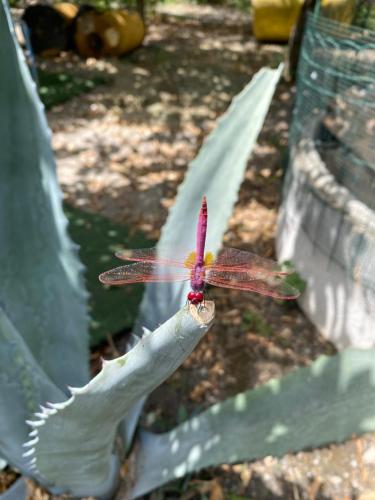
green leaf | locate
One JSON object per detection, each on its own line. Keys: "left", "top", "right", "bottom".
{"left": 30, "top": 304, "right": 215, "bottom": 497}
{"left": 228, "top": 495, "right": 250, "bottom": 500}
{"left": 0, "top": 0, "right": 89, "bottom": 390}
{"left": 131, "top": 348, "right": 375, "bottom": 497}
{"left": 281, "top": 261, "right": 307, "bottom": 294}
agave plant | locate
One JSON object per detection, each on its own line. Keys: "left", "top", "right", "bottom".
{"left": 1, "top": 0, "right": 375, "bottom": 498}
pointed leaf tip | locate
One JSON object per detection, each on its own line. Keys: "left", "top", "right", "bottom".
{"left": 189, "top": 301, "right": 215, "bottom": 326}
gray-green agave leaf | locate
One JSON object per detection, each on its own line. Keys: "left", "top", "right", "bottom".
{"left": 131, "top": 347, "right": 375, "bottom": 498}
{"left": 0, "top": 0, "right": 89, "bottom": 392}
{"left": 29, "top": 304, "right": 214, "bottom": 497}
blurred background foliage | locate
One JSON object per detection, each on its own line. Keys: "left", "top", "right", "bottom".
{"left": 39, "top": 70, "right": 108, "bottom": 109}
{"left": 352, "top": 0, "right": 375, "bottom": 28}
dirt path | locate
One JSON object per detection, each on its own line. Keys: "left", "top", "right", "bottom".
{"left": 46, "top": 6, "right": 285, "bottom": 235}
{"left": 3, "top": 5, "right": 375, "bottom": 499}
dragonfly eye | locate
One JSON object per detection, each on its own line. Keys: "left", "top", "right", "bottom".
{"left": 188, "top": 291, "right": 204, "bottom": 304}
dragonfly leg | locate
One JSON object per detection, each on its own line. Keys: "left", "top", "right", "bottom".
{"left": 203, "top": 288, "right": 211, "bottom": 307}
{"left": 198, "top": 299, "right": 207, "bottom": 312}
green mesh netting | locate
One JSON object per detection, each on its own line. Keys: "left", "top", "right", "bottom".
{"left": 282, "top": 7, "right": 375, "bottom": 326}
{"left": 291, "top": 12, "right": 375, "bottom": 210}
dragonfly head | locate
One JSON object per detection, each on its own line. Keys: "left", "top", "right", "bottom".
{"left": 188, "top": 291, "right": 204, "bottom": 305}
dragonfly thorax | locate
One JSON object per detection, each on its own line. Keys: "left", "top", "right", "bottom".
{"left": 190, "top": 264, "right": 205, "bottom": 292}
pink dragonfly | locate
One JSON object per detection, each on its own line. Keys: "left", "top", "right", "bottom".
{"left": 99, "top": 197, "right": 300, "bottom": 304}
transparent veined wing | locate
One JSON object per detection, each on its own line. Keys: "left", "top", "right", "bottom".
{"left": 205, "top": 269, "right": 300, "bottom": 299}
{"left": 99, "top": 261, "right": 191, "bottom": 286}
{"left": 207, "top": 247, "right": 290, "bottom": 275}
{"left": 115, "top": 247, "right": 194, "bottom": 269}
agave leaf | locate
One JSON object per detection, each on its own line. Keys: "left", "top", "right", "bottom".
{"left": 0, "top": 307, "right": 65, "bottom": 475}
{"left": 0, "top": 0, "right": 89, "bottom": 389}
{"left": 123, "top": 64, "right": 284, "bottom": 447}
{"left": 31, "top": 304, "right": 214, "bottom": 497}
{"left": 131, "top": 348, "right": 375, "bottom": 498}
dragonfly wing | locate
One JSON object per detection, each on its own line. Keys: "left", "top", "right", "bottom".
{"left": 99, "top": 262, "right": 191, "bottom": 285}
{"left": 115, "top": 247, "right": 192, "bottom": 268}
{"left": 205, "top": 269, "right": 300, "bottom": 299}
{"left": 209, "top": 247, "right": 289, "bottom": 275}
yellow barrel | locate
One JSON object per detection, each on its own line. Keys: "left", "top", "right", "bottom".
{"left": 252, "top": 0, "right": 355, "bottom": 42}
{"left": 74, "top": 9, "right": 104, "bottom": 58}
{"left": 252, "top": 0, "right": 303, "bottom": 41}
{"left": 99, "top": 10, "right": 145, "bottom": 56}
{"left": 22, "top": 3, "right": 78, "bottom": 55}
{"left": 74, "top": 8, "right": 145, "bottom": 58}
{"left": 53, "top": 2, "right": 78, "bottom": 24}
{"left": 321, "top": 0, "right": 355, "bottom": 23}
